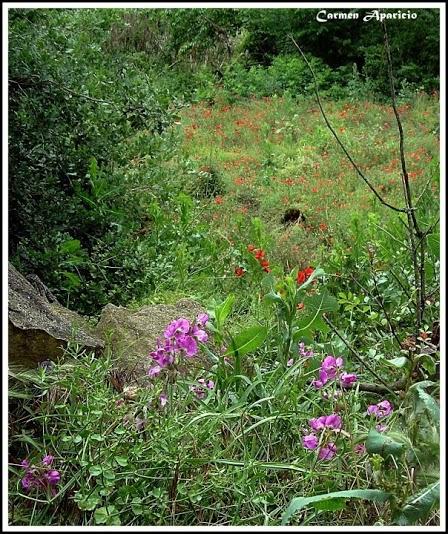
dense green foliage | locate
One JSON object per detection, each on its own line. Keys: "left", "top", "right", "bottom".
{"left": 9, "top": 7, "right": 439, "bottom": 314}
{"left": 8, "top": 7, "right": 440, "bottom": 527}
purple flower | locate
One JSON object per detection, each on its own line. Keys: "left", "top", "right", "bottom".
{"left": 196, "top": 313, "right": 209, "bottom": 327}
{"left": 192, "top": 325, "right": 208, "bottom": 343}
{"left": 42, "top": 455, "right": 54, "bottom": 466}
{"left": 45, "top": 470, "right": 61, "bottom": 485}
{"left": 159, "top": 393, "right": 168, "bottom": 407}
{"left": 321, "top": 356, "right": 344, "bottom": 379}
{"left": 287, "top": 358, "right": 294, "bottom": 367}
{"left": 303, "top": 433, "right": 319, "bottom": 450}
{"left": 376, "top": 423, "right": 388, "bottom": 433}
{"left": 164, "top": 319, "right": 190, "bottom": 339}
{"left": 190, "top": 386, "right": 206, "bottom": 399}
{"left": 147, "top": 365, "right": 162, "bottom": 378}
{"left": 367, "top": 399, "right": 393, "bottom": 419}
{"left": 150, "top": 346, "right": 174, "bottom": 368}
{"left": 340, "top": 372, "right": 358, "bottom": 387}
{"left": 206, "top": 380, "right": 215, "bottom": 389}
{"left": 324, "top": 414, "right": 342, "bottom": 429}
{"left": 318, "top": 442, "right": 337, "bottom": 460}
{"left": 298, "top": 342, "right": 314, "bottom": 358}
{"left": 20, "top": 459, "right": 30, "bottom": 469}
{"left": 309, "top": 416, "right": 326, "bottom": 432}
{"left": 354, "top": 443, "right": 366, "bottom": 455}
{"left": 21, "top": 473, "right": 34, "bottom": 490}
{"left": 177, "top": 335, "right": 198, "bottom": 357}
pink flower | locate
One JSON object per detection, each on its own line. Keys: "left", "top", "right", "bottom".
{"left": 42, "top": 455, "right": 54, "bottom": 466}
{"left": 354, "top": 443, "right": 366, "bottom": 455}
{"left": 376, "top": 423, "right": 388, "bottom": 433}
{"left": 318, "top": 442, "right": 337, "bottom": 460}
{"left": 298, "top": 342, "right": 314, "bottom": 358}
{"left": 309, "top": 416, "right": 326, "bottom": 432}
{"left": 20, "top": 459, "right": 30, "bottom": 469}
{"left": 324, "top": 414, "right": 342, "bottom": 429}
{"left": 159, "top": 393, "right": 168, "bottom": 407}
{"left": 367, "top": 399, "right": 393, "bottom": 419}
{"left": 340, "top": 372, "right": 357, "bottom": 387}
{"left": 196, "top": 313, "right": 209, "bottom": 327}
{"left": 287, "top": 358, "right": 294, "bottom": 367}
{"left": 303, "top": 433, "right": 319, "bottom": 450}
{"left": 206, "top": 380, "right": 215, "bottom": 389}
{"left": 177, "top": 335, "right": 198, "bottom": 357}
{"left": 45, "top": 470, "right": 61, "bottom": 485}
{"left": 192, "top": 325, "right": 208, "bottom": 343}
{"left": 321, "top": 356, "right": 344, "bottom": 379}
{"left": 164, "top": 319, "right": 190, "bottom": 339}
{"left": 190, "top": 386, "right": 206, "bottom": 399}
{"left": 147, "top": 365, "right": 162, "bottom": 378}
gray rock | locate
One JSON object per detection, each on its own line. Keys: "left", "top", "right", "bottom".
{"left": 8, "top": 263, "right": 104, "bottom": 369}
{"left": 95, "top": 299, "right": 210, "bottom": 379}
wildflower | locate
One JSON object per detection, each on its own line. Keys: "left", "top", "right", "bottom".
{"left": 340, "top": 372, "right": 358, "bottom": 387}
{"left": 164, "top": 319, "right": 190, "bottom": 339}
{"left": 190, "top": 386, "right": 206, "bottom": 399}
{"left": 159, "top": 393, "right": 168, "bottom": 408}
{"left": 318, "top": 442, "right": 337, "bottom": 460}
{"left": 147, "top": 365, "right": 162, "bottom": 378}
{"left": 247, "top": 244, "right": 255, "bottom": 252}
{"left": 297, "top": 266, "right": 314, "bottom": 285}
{"left": 298, "top": 342, "right": 314, "bottom": 358}
{"left": 287, "top": 358, "right": 294, "bottom": 367}
{"left": 309, "top": 414, "right": 342, "bottom": 432}
{"left": 234, "top": 266, "right": 245, "bottom": 277}
{"left": 45, "top": 470, "right": 61, "bottom": 485}
{"left": 192, "top": 325, "right": 208, "bottom": 343}
{"left": 367, "top": 399, "right": 393, "bottom": 418}
{"left": 354, "top": 443, "right": 366, "bottom": 455}
{"left": 196, "top": 313, "right": 209, "bottom": 327}
{"left": 321, "top": 356, "right": 344, "bottom": 380}
{"left": 254, "top": 249, "right": 265, "bottom": 260}
{"left": 302, "top": 434, "right": 319, "bottom": 450}
{"left": 20, "top": 459, "right": 30, "bottom": 469}
{"left": 177, "top": 334, "right": 198, "bottom": 357}
{"left": 376, "top": 423, "right": 388, "bottom": 433}
{"left": 297, "top": 302, "right": 305, "bottom": 310}
{"left": 215, "top": 196, "right": 224, "bottom": 205}
{"left": 324, "top": 414, "right": 342, "bottom": 429}
{"left": 42, "top": 455, "right": 54, "bottom": 466}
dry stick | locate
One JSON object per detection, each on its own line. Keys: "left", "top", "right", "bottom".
{"left": 382, "top": 21, "right": 425, "bottom": 329}
{"left": 323, "top": 315, "right": 400, "bottom": 398}
{"left": 289, "top": 36, "right": 408, "bottom": 215}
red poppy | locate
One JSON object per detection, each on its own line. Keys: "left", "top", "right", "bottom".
{"left": 234, "top": 267, "right": 245, "bottom": 277}
{"left": 215, "top": 196, "right": 223, "bottom": 205}
{"left": 260, "top": 259, "right": 269, "bottom": 268}
{"left": 297, "top": 266, "right": 314, "bottom": 285}
{"left": 247, "top": 244, "right": 255, "bottom": 252}
{"left": 254, "top": 249, "right": 265, "bottom": 260}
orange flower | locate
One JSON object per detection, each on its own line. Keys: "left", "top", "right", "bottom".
{"left": 234, "top": 266, "right": 245, "bottom": 277}
{"left": 215, "top": 196, "right": 224, "bottom": 205}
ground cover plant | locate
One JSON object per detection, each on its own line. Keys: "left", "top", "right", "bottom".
{"left": 7, "top": 7, "right": 441, "bottom": 527}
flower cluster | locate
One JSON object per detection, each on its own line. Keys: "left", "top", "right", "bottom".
{"left": 296, "top": 266, "right": 314, "bottom": 285}
{"left": 298, "top": 342, "right": 314, "bottom": 358}
{"left": 367, "top": 399, "right": 393, "bottom": 432}
{"left": 247, "top": 244, "right": 271, "bottom": 273}
{"left": 20, "top": 454, "right": 61, "bottom": 494}
{"left": 302, "top": 414, "right": 342, "bottom": 460}
{"left": 190, "top": 378, "right": 215, "bottom": 399}
{"left": 311, "top": 355, "right": 357, "bottom": 390}
{"left": 147, "top": 314, "right": 209, "bottom": 376}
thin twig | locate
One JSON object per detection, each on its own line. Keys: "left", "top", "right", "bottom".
{"left": 289, "top": 35, "right": 409, "bottom": 215}
{"left": 323, "top": 315, "right": 400, "bottom": 398}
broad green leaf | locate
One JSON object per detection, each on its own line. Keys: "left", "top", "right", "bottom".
{"left": 394, "top": 481, "right": 439, "bottom": 525}
{"left": 303, "top": 291, "right": 338, "bottom": 313}
{"left": 75, "top": 492, "right": 101, "bottom": 511}
{"left": 214, "top": 294, "right": 235, "bottom": 328}
{"left": 89, "top": 465, "right": 103, "bottom": 476}
{"left": 427, "top": 233, "right": 439, "bottom": 257}
{"left": 410, "top": 382, "right": 439, "bottom": 424}
{"left": 224, "top": 325, "right": 267, "bottom": 357}
{"left": 94, "top": 505, "right": 121, "bottom": 526}
{"left": 366, "top": 429, "right": 406, "bottom": 458}
{"left": 115, "top": 456, "right": 128, "bottom": 467}
{"left": 61, "top": 271, "right": 81, "bottom": 288}
{"left": 385, "top": 356, "right": 409, "bottom": 369}
{"left": 282, "top": 489, "right": 391, "bottom": 525}
{"left": 313, "top": 498, "right": 346, "bottom": 512}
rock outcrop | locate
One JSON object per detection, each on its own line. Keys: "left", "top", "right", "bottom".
{"left": 8, "top": 263, "right": 104, "bottom": 369}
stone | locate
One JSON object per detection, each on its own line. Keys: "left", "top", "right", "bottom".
{"left": 95, "top": 299, "right": 211, "bottom": 380}
{"left": 8, "top": 263, "right": 104, "bottom": 369}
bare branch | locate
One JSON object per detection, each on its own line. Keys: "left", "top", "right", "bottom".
{"left": 289, "top": 35, "right": 409, "bottom": 215}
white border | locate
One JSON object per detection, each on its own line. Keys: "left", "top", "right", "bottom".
{"left": 2, "top": 2, "right": 445, "bottom": 532}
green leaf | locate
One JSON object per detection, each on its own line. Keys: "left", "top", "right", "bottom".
{"left": 89, "top": 465, "right": 103, "bottom": 476}
{"left": 365, "top": 429, "right": 406, "bottom": 458}
{"left": 94, "top": 505, "right": 121, "bottom": 526}
{"left": 59, "top": 239, "right": 81, "bottom": 254}
{"left": 214, "top": 294, "right": 235, "bottom": 329}
{"left": 385, "top": 356, "right": 409, "bottom": 369}
{"left": 394, "top": 481, "right": 439, "bottom": 525}
{"left": 409, "top": 382, "right": 439, "bottom": 424}
{"left": 303, "top": 290, "right": 338, "bottom": 313}
{"left": 61, "top": 271, "right": 81, "bottom": 288}
{"left": 282, "top": 489, "right": 391, "bottom": 525}
{"left": 131, "top": 497, "right": 143, "bottom": 516}
{"left": 313, "top": 498, "right": 347, "bottom": 512}
{"left": 115, "top": 456, "right": 128, "bottom": 467}
{"left": 75, "top": 492, "right": 101, "bottom": 511}
{"left": 224, "top": 325, "right": 267, "bottom": 357}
